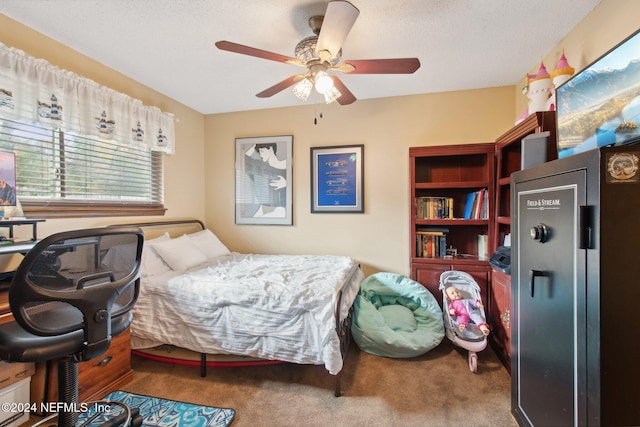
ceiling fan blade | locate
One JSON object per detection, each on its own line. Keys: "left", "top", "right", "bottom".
{"left": 331, "top": 76, "right": 356, "bottom": 105}
{"left": 256, "top": 75, "right": 303, "bottom": 98}
{"left": 215, "top": 40, "right": 303, "bottom": 66}
{"left": 316, "top": 1, "right": 360, "bottom": 61}
{"left": 338, "top": 58, "right": 421, "bottom": 74}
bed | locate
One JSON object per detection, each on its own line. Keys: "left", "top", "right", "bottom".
{"left": 109, "top": 219, "right": 364, "bottom": 396}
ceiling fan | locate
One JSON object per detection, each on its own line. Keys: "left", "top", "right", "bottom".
{"left": 215, "top": 0, "right": 420, "bottom": 105}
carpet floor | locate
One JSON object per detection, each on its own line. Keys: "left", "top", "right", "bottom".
{"left": 122, "top": 339, "right": 517, "bottom": 427}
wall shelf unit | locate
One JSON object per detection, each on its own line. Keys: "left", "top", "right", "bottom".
{"left": 490, "top": 111, "right": 557, "bottom": 371}
{"left": 409, "top": 143, "right": 494, "bottom": 306}
{"left": 494, "top": 111, "right": 557, "bottom": 250}
{"left": 409, "top": 116, "right": 558, "bottom": 372}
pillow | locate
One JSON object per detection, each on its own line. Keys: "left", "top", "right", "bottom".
{"left": 187, "top": 228, "right": 230, "bottom": 259}
{"left": 152, "top": 234, "right": 208, "bottom": 272}
{"left": 141, "top": 232, "right": 172, "bottom": 277}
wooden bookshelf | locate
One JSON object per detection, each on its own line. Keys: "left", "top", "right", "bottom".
{"left": 409, "top": 143, "right": 494, "bottom": 307}
{"left": 490, "top": 111, "right": 557, "bottom": 371}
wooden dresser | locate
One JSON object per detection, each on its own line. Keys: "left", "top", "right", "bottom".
{"left": 78, "top": 328, "right": 133, "bottom": 401}
{"left": 29, "top": 329, "right": 133, "bottom": 412}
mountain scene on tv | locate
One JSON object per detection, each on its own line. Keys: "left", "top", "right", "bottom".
{"left": 556, "top": 31, "right": 640, "bottom": 158}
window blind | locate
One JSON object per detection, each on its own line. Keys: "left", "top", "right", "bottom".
{"left": 0, "top": 117, "right": 164, "bottom": 217}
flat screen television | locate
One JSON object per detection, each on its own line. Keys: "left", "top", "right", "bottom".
{"left": 556, "top": 28, "right": 640, "bottom": 159}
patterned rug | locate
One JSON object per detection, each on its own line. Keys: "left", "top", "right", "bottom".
{"left": 76, "top": 390, "right": 236, "bottom": 427}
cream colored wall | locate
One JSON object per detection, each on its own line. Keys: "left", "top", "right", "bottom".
{"left": 205, "top": 88, "right": 514, "bottom": 275}
{"left": 515, "top": 0, "right": 640, "bottom": 118}
{"left": 0, "top": 14, "right": 206, "bottom": 240}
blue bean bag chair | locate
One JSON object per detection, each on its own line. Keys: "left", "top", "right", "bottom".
{"left": 351, "top": 272, "right": 444, "bottom": 358}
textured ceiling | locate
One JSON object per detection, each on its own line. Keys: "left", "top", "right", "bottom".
{"left": 1, "top": 0, "right": 601, "bottom": 114}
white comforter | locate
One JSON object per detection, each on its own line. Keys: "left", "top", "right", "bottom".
{"left": 130, "top": 252, "right": 363, "bottom": 374}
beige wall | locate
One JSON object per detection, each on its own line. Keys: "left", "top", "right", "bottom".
{"left": 204, "top": 88, "right": 514, "bottom": 275}
{"left": 0, "top": 14, "right": 206, "bottom": 240}
{"left": 1, "top": 0, "right": 636, "bottom": 277}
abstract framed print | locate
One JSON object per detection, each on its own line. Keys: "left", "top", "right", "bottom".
{"left": 235, "top": 135, "right": 293, "bottom": 225}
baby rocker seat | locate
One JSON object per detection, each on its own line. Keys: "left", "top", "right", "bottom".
{"left": 351, "top": 272, "right": 444, "bottom": 358}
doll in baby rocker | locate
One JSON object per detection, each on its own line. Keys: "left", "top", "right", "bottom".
{"left": 445, "top": 286, "right": 490, "bottom": 336}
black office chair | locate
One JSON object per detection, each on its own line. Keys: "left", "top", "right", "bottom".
{"left": 0, "top": 226, "right": 144, "bottom": 427}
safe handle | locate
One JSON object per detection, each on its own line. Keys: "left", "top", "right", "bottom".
{"left": 579, "top": 205, "right": 593, "bottom": 249}
{"left": 529, "top": 269, "right": 545, "bottom": 297}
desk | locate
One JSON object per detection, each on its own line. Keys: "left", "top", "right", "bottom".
{"left": 0, "top": 219, "right": 45, "bottom": 241}
{"left": 0, "top": 242, "right": 36, "bottom": 297}
{"left": 0, "top": 242, "right": 36, "bottom": 317}
{"left": 0, "top": 220, "right": 46, "bottom": 308}
{"left": 0, "top": 241, "right": 36, "bottom": 291}
{"left": 1, "top": 236, "right": 102, "bottom": 299}
{"left": 0, "top": 241, "right": 37, "bottom": 256}
{"left": 0, "top": 219, "right": 45, "bottom": 277}
{"left": 0, "top": 218, "right": 45, "bottom": 282}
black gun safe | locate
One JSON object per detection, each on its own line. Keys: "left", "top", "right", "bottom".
{"left": 511, "top": 145, "right": 640, "bottom": 426}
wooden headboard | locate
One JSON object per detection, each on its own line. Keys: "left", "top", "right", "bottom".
{"left": 110, "top": 219, "right": 205, "bottom": 239}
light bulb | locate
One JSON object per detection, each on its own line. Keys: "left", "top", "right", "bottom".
{"left": 324, "top": 86, "right": 342, "bottom": 104}
{"left": 314, "top": 71, "right": 334, "bottom": 95}
{"left": 292, "top": 78, "right": 312, "bottom": 101}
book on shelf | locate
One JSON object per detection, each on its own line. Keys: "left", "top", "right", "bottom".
{"left": 415, "top": 196, "right": 453, "bottom": 219}
{"left": 477, "top": 234, "right": 489, "bottom": 260}
{"left": 463, "top": 188, "right": 489, "bottom": 220}
{"left": 473, "top": 189, "right": 483, "bottom": 219}
{"left": 416, "top": 225, "right": 449, "bottom": 235}
{"left": 416, "top": 230, "right": 447, "bottom": 258}
{"left": 481, "top": 189, "right": 489, "bottom": 219}
{"left": 463, "top": 192, "right": 475, "bottom": 219}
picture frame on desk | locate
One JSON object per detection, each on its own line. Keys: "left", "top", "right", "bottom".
{"left": 310, "top": 144, "right": 364, "bottom": 213}
{"left": 0, "top": 151, "right": 17, "bottom": 210}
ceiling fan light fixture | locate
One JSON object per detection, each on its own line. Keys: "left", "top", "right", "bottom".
{"left": 294, "top": 35, "right": 342, "bottom": 66}
{"left": 314, "top": 71, "right": 334, "bottom": 95}
{"left": 294, "top": 36, "right": 319, "bottom": 64}
{"left": 217, "top": 1, "right": 420, "bottom": 107}
{"left": 292, "top": 77, "right": 312, "bottom": 101}
{"left": 324, "top": 86, "right": 342, "bottom": 104}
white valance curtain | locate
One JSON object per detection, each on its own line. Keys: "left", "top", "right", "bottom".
{"left": 0, "top": 42, "right": 175, "bottom": 154}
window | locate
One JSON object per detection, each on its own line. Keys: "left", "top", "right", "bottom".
{"left": 1, "top": 42, "right": 174, "bottom": 218}
{"left": 0, "top": 117, "right": 165, "bottom": 218}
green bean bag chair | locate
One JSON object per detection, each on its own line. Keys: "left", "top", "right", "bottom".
{"left": 351, "top": 272, "right": 444, "bottom": 358}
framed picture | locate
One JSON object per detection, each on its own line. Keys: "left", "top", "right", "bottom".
{"left": 0, "top": 151, "right": 17, "bottom": 207}
{"left": 311, "top": 144, "right": 364, "bottom": 213}
{"left": 235, "top": 135, "right": 293, "bottom": 225}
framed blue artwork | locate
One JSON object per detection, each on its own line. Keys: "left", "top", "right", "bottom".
{"left": 310, "top": 144, "right": 364, "bottom": 213}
